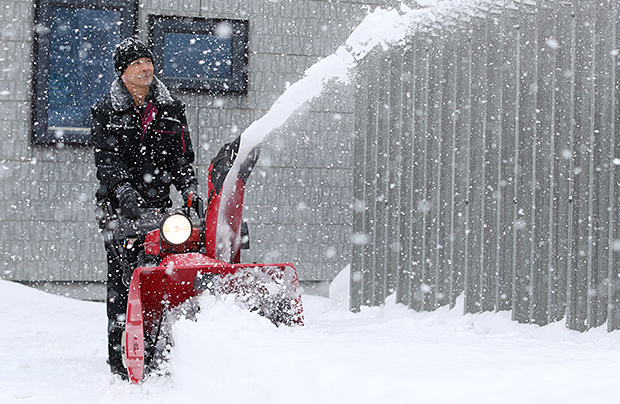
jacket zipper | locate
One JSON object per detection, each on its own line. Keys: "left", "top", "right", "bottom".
{"left": 137, "top": 101, "right": 157, "bottom": 146}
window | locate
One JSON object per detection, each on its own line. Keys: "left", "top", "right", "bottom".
{"left": 149, "top": 15, "right": 248, "bottom": 93}
{"left": 33, "top": 0, "right": 137, "bottom": 145}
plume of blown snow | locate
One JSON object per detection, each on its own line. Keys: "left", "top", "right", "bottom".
{"left": 216, "top": 0, "right": 501, "bottom": 261}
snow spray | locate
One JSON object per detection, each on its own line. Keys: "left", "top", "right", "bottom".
{"left": 216, "top": 0, "right": 494, "bottom": 261}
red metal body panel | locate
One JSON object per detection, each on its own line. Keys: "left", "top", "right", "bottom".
{"left": 204, "top": 192, "right": 219, "bottom": 259}
{"left": 205, "top": 177, "right": 246, "bottom": 263}
{"left": 125, "top": 271, "right": 148, "bottom": 383}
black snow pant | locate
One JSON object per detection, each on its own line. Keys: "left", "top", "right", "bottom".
{"left": 104, "top": 239, "right": 141, "bottom": 378}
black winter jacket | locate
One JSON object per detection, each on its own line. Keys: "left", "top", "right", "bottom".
{"left": 92, "top": 77, "right": 197, "bottom": 209}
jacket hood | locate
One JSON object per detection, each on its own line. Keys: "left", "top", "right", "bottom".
{"left": 110, "top": 76, "right": 174, "bottom": 111}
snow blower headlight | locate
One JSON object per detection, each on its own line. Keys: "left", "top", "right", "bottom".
{"left": 161, "top": 213, "right": 192, "bottom": 245}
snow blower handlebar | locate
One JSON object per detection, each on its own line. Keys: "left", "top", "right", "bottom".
{"left": 184, "top": 190, "right": 206, "bottom": 224}
{"left": 186, "top": 191, "right": 193, "bottom": 210}
{"left": 101, "top": 198, "right": 205, "bottom": 287}
{"left": 112, "top": 208, "right": 166, "bottom": 241}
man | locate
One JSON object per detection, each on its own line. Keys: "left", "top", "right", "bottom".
{"left": 91, "top": 37, "right": 202, "bottom": 378}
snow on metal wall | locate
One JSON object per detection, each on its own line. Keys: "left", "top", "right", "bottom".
{"left": 351, "top": 0, "right": 620, "bottom": 331}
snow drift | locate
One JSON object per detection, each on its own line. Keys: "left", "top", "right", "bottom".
{"left": 2, "top": 277, "right": 620, "bottom": 404}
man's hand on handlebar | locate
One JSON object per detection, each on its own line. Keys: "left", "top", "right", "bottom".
{"left": 116, "top": 183, "right": 146, "bottom": 220}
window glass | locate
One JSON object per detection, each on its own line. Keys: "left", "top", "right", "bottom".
{"left": 163, "top": 32, "right": 232, "bottom": 80}
{"left": 48, "top": 7, "right": 120, "bottom": 134}
{"left": 33, "top": 0, "right": 136, "bottom": 145}
{"left": 150, "top": 16, "right": 248, "bottom": 92}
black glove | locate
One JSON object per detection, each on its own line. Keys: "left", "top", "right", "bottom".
{"left": 182, "top": 186, "right": 204, "bottom": 216}
{"left": 116, "top": 183, "right": 145, "bottom": 220}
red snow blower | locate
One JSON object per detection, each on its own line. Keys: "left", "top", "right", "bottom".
{"left": 109, "top": 137, "right": 304, "bottom": 384}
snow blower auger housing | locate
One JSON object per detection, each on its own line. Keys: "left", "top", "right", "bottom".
{"left": 112, "top": 136, "right": 304, "bottom": 384}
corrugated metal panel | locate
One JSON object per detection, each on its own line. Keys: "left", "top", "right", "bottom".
{"left": 351, "top": 0, "right": 620, "bottom": 332}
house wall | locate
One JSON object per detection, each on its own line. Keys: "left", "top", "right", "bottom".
{"left": 0, "top": 0, "right": 397, "bottom": 299}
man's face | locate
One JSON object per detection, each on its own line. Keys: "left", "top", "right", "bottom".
{"left": 121, "top": 57, "right": 154, "bottom": 89}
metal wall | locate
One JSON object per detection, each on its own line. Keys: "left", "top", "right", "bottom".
{"left": 351, "top": 0, "right": 620, "bottom": 331}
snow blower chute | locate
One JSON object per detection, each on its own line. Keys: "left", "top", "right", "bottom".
{"left": 113, "top": 136, "right": 304, "bottom": 384}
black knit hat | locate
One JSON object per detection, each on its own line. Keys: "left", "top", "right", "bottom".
{"left": 114, "top": 37, "right": 154, "bottom": 76}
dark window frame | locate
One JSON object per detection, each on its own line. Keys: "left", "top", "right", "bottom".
{"left": 33, "top": 0, "right": 138, "bottom": 145}
{"left": 149, "top": 15, "right": 249, "bottom": 93}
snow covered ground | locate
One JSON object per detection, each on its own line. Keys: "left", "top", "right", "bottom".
{"left": 2, "top": 268, "right": 620, "bottom": 404}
